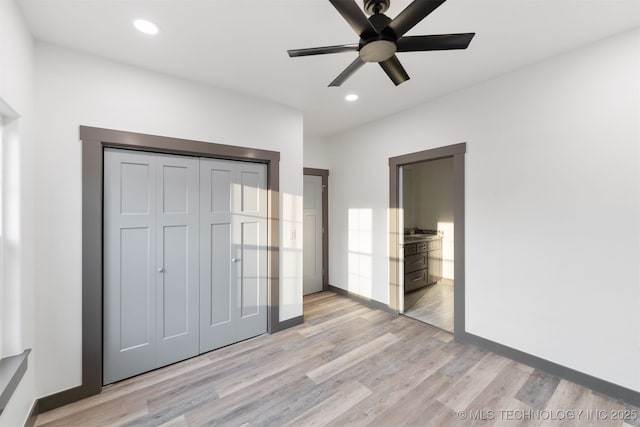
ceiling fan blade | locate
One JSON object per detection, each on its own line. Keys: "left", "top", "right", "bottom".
{"left": 379, "top": 55, "right": 410, "bottom": 86}
{"left": 329, "top": 56, "right": 365, "bottom": 87}
{"left": 397, "top": 33, "right": 475, "bottom": 52}
{"left": 288, "top": 44, "right": 359, "bottom": 57}
{"left": 329, "top": 0, "right": 377, "bottom": 37}
{"left": 388, "top": 0, "right": 447, "bottom": 37}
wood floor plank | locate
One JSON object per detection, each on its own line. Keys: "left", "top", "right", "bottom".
{"left": 358, "top": 307, "right": 396, "bottom": 322}
{"left": 306, "top": 332, "right": 400, "bottom": 384}
{"left": 297, "top": 306, "right": 370, "bottom": 337}
{"left": 34, "top": 355, "right": 214, "bottom": 425}
{"left": 282, "top": 381, "right": 372, "bottom": 427}
{"left": 367, "top": 372, "right": 452, "bottom": 426}
{"left": 356, "top": 331, "right": 448, "bottom": 391}
{"left": 215, "top": 339, "right": 334, "bottom": 398}
{"left": 183, "top": 357, "right": 325, "bottom": 426}
{"left": 437, "top": 342, "right": 488, "bottom": 380}
{"left": 437, "top": 351, "right": 513, "bottom": 412}
{"left": 625, "top": 403, "right": 640, "bottom": 427}
{"left": 144, "top": 370, "right": 221, "bottom": 413}
{"left": 326, "top": 348, "right": 454, "bottom": 427}
{"left": 515, "top": 369, "right": 561, "bottom": 410}
{"left": 158, "top": 415, "right": 188, "bottom": 427}
{"left": 122, "top": 385, "right": 217, "bottom": 427}
{"left": 198, "top": 375, "right": 321, "bottom": 426}
{"left": 304, "top": 302, "right": 367, "bottom": 326}
{"left": 464, "top": 360, "right": 533, "bottom": 424}
{"left": 243, "top": 376, "right": 350, "bottom": 427}
{"left": 491, "top": 397, "right": 542, "bottom": 427}
{"left": 410, "top": 400, "right": 461, "bottom": 427}
{"left": 206, "top": 327, "right": 302, "bottom": 365}
{"left": 35, "top": 292, "right": 635, "bottom": 427}
{"left": 583, "top": 391, "right": 626, "bottom": 427}
{"left": 303, "top": 291, "right": 337, "bottom": 304}
{"left": 303, "top": 296, "right": 358, "bottom": 321}
{"left": 433, "top": 330, "right": 454, "bottom": 343}
{"left": 537, "top": 379, "right": 592, "bottom": 427}
{"left": 36, "top": 394, "right": 148, "bottom": 427}
{"left": 299, "top": 314, "right": 402, "bottom": 366}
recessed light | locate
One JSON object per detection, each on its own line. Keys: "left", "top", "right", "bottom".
{"left": 345, "top": 94, "right": 358, "bottom": 102}
{"left": 134, "top": 19, "right": 159, "bottom": 35}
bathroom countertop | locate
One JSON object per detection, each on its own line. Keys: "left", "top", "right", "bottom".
{"left": 402, "top": 233, "right": 443, "bottom": 245}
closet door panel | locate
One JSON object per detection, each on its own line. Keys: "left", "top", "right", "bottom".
{"left": 210, "top": 168, "right": 232, "bottom": 213}
{"left": 209, "top": 223, "right": 232, "bottom": 325}
{"left": 119, "top": 227, "right": 153, "bottom": 349}
{"left": 234, "top": 162, "right": 267, "bottom": 338}
{"left": 155, "top": 156, "right": 200, "bottom": 366}
{"left": 199, "top": 159, "right": 237, "bottom": 352}
{"left": 239, "top": 221, "right": 260, "bottom": 318}
{"left": 240, "top": 170, "right": 260, "bottom": 212}
{"left": 104, "top": 149, "right": 157, "bottom": 385}
{"left": 161, "top": 225, "right": 188, "bottom": 337}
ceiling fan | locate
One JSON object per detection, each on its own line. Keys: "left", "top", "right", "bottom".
{"left": 287, "top": 0, "right": 475, "bottom": 87}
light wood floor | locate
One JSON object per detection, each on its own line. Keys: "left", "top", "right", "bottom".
{"left": 36, "top": 292, "right": 640, "bottom": 427}
{"left": 404, "top": 279, "right": 454, "bottom": 332}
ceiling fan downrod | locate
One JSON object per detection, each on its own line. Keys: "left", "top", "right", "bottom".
{"left": 364, "top": 0, "right": 390, "bottom": 15}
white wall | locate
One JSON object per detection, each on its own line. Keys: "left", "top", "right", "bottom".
{"left": 327, "top": 28, "right": 640, "bottom": 392}
{"left": 404, "top": 158, "right": 455, "bottom": 279}
{"left": 303, "top": 134, "right": 330, "bottom": 170}
{"left": 33, "top": 43, "right": 304, "bottom": 397}
{"left": 0, "top": 0, "right": 37, "bottom": 425}
{"left": 405, "top": 159, "right": 454, "bottom": 231}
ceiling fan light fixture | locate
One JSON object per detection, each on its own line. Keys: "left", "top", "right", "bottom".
{"left": 287, "top": 0, "right": 475, "bottom": 87}
{"left": 134, "top": 19, "right": 159, "bottom": 35}
{"left": 345, "top": 94, "right": 359, "bottom": 101}
{"left": 359, "top": 40, "right": 396, "bottom": 62}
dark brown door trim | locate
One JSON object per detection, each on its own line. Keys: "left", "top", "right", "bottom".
{"left": 388, "top": 143, "right": 466, "bottom": 337}
{"left": 303, "top": 168, "right": 329, "bottom": 291}
{"left": 39, "top": 125, "right": 283, "bottom": 412}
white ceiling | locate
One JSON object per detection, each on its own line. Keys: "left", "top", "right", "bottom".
{"left": 17, "top": 0, "right": 640, "bottom": 137}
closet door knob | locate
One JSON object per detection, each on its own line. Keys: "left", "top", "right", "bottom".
{"left": 231, "top": 258, "right": 241, "bottom": 263}
{"left": 157, "top": 267, "right": 165, "bottom": 273}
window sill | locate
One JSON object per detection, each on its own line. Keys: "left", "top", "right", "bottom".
{"left": 0, "top": 349, "right": 31, "bottom": 414}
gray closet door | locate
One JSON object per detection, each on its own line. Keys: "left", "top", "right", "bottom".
{"left": 199, "top": 158, "right": 267, "bottom": 353}
{"left": 154, "top": 154, "right": 200, "bottom": 367}
{"left": 104, "top": 149, "right": 157, "bottom": 384}
{"left": 104, "top": 149, "right": 199, "bottom": 384}
{"left": 303, "top": 175, "right": 323, "bottom": 295}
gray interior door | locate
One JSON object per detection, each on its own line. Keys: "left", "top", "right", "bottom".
{"left": 154, "top": 155, "right": 200, "bottom": 367}
{"left": 104, "top": 149, "right": 157, "bottom": 384}
{"left": 104, "top": 149, "right": 199, "bottom": 384}
{"left": 199, "top": 159, "right": 267, "bottom": 353}
{"left": 303, "top": 175, "right": 323, "bottom": 295}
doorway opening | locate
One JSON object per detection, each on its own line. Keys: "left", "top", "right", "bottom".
{"left": 303, "top": 168, "right": 329, "bottom": 296}
{"left": 401, "top": 158, "right": 454, "bottom": 331}
{"left": 389, "top": 143, "right": 466, "bottom": 337}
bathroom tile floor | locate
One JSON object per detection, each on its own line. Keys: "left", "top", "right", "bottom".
{"left": 404, "top": 279, "right": 454, "bottom": 332}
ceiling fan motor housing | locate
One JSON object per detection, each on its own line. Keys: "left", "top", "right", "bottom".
{"left": 359, "top": 12, "right": 396, "bottom": 62}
